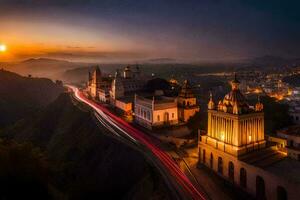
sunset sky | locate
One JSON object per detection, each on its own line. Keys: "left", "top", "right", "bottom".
{"left": 0, "top": 0, "right": 300, "bottom": 63}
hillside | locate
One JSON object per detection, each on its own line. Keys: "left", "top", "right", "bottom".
{"left": 0, "top": 70, "right": 63, "bottom": 127}
{"left": 2, "top": 58, "right": 93, "bottom": 80}
{"left": 2, "top": 93, "right": 171, "bottom": 199}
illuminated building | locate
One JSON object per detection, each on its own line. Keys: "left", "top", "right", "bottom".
{"left": 109, "top": 66, "right": 147, "bottom": 114}
{"left": 198, "top": 74, "right": 298, "bottom": 200}
{"left": 134, "top": 91, "right": 178, "bottom": 129}
{"left": 203, "top": 74, "right": 265, "bottom": 156}
{"left": 177, "top": 80, "right": 199, "bottom": 122}
{"left": 87, "top": 66, "right": 111, "bottom": 99}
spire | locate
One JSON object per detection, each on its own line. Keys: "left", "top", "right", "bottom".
{"left": 231, "top": 72, "right": 240, "bottom": 90}
{"left": 208, "top": 91, "right": 215, "bottom": 110}
{"left": 255, "top": 95, "right": 264, "bottom": 112}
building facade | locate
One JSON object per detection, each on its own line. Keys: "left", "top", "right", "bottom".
{"left": 177, "top": 80, "right": 199, "bottom": 122}
{"left": 87, "top": 66, "right": 111, "bottom": 99}
{"left": 198, "top": 75, "right": 298, "bottom": 200}
{"left": 134, "top": 92, "right": 178, "bottom": 129}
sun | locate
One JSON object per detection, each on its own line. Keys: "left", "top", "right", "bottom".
{"left": 0, "top": 44, "right": 7, "bottom": 52}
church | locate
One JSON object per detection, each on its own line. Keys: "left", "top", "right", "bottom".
{"left": 87, "top": 65, "right": 200, "bottom": 129}
{"left": 87, "top": 66, "right": 111, "bottom": 100}
{"left": 198, "top": 75, "right": 298, "bottom": 200}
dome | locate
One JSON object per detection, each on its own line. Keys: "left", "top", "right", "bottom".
{"left": 217, "top": 74, "right": 250, "bottom": 114}
{"left": 223, "top": 89, "right": 248, "bottom": 107}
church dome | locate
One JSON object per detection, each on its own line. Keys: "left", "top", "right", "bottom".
{"left": 218, "top": 73, "right": 250, "bottom": 114}
{"left": 223, "top": 89, "right": 248, "bottom": 107}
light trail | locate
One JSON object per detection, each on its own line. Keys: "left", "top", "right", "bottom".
{"left": 68, "top": 85, "right": 207, "bottom": 200}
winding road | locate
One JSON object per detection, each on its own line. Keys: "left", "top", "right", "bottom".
{"left": 68, "top": 85, "right": 207, "bottom": 200}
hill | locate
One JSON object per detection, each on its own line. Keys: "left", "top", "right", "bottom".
{"left": 1, "top": 58, "right": 93, "bottom": 80}
{"left": 0, "top": 70, "right": 63, "bottom": 127}
{"left": 2, "top": 93, "right": 171, "bottom": 199}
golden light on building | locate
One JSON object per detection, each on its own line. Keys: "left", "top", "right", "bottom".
{"left": 200, "top": 74, "right": 265, "bottom": 156}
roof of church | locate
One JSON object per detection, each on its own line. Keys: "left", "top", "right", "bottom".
{"left": 214, "top": 74, "right": 254, "bottom": 114}
{"left": 223, "top": 88, "right": 248, "bottom": 107}
{"left": 178, "top": 80, "right": 194, "bottom": 98}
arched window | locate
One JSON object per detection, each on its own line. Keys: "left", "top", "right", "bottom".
{"left": 256, "top": 176, "right": 266, "bottom": 200}
{"left": 210, "top": 153, "right": 213, "bottom": 169}
{"left": 202, "top": 149, "right": 206, "bottom": 164}
{"left": 198, "top": 147, "right": 201, "bottom": 161}
{"left": 277, "top": 186, "right": 287, "bottom": 200}
{"left": 228, "top": 161, "right": 234, "bottom": 182}
{"left": 240, "top": 168, "right": 247, "bottom": 188}
{"left": 218, "top": 157, "right": 223, "bottom": 174}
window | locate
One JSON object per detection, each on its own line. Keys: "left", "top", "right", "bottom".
{"left": 228, "top": 161, "right": 234, "bottom": 182}
{"left": 210, "top": 153, "right": 213, "bottom": 169}
{"left": 157, "top": 115, "right": 160, "bottom": 122}
{"left": 256, "top": 176, "right": 266, "bottom": 200}
{"left": 202, "top": 149, "right": 206, "bottom": 164}
{"left": 277, "top": 186, "right": 287, "bottom": 200}
{"left": 240, "top": 168, "right": 247, "bottom": 188}
{"left": 218, "top": 157, "right": 223, "bottom": 174}
{"left": 172, "top": 113, "right": 175, "bottom": 118}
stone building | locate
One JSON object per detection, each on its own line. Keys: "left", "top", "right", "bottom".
{"left": 109, "top": 66, "right": 147, "bottom": 114}
{"left": 87, "top": 66, "right": 111, "bottom": 99}
{"left": 177, "top": 80, "right": 199, "bottom": 122}
{"left": 134, "top": 91, "right": 178, "bottom": 129}
{"left": 198, "top": 75, "right": 298, "bottom": 200}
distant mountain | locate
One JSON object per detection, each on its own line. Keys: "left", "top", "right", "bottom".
{"left": 2, "top": 93, "right": 171, "bottom": 199}
{"left": 145, "top": 58, "right": 177, "bottom": 64}
{"left": 248, "top": 55, "right": 300, "bottom": 68}
{"left": 22, "top": 58, "right": 70, "bottom": 64}
{"left": 2, "top": 58, "right": 94, "bottom": 80}
{"left": 0, "top": 70, "right": 63, "bottom": 127}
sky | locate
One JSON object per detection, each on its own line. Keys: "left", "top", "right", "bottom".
{"left": 0, "top": 0, "right": 299, "bottom": 63}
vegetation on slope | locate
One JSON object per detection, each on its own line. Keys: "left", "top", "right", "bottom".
{"left": 1, "top": 93, "right": 171, "bottom": 199}
{"left": 0, "top": 69, "right": 63, "bottom": 127}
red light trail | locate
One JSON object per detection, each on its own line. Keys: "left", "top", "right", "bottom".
{"left": 68, "top": 86, "right": 207, "bottom": 200}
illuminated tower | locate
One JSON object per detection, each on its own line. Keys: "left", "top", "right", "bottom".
{"left": 177, "top": 80, "right": 199, "bottom": 122}
{"left": 123, "top": 66, "right": 132, "bottom": 79}
{"left": 202, "top": 74, "right": 265, "bottom": 157}
{"left": 110, "top": 70, "right": 124, "bottom": 101}
{"left": 89, "top": 66, "right": 102, "bottom": 98}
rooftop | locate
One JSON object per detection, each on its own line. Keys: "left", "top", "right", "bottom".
{"left": 277, "top": 125, "right": 300, "bottom": 136}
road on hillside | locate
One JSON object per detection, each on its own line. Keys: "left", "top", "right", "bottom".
{"left": 68, "top": 85, "right": 208, "bottom": 200}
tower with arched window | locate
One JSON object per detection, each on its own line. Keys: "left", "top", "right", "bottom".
{"left": 177, "top": 80, "right": 199, "bottom": 122}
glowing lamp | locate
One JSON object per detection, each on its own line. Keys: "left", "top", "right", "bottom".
{"left": 220, "top": 132, "right": 225, "bottom": 141}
